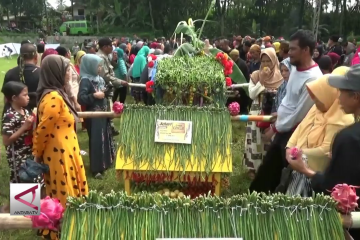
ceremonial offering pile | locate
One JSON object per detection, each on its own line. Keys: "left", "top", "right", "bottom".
{"left": 61, "top": 191, "right": 345, "bottom": 240}
{"left": 115, "top": 15, "right": 241, "bottom": 195}
{"left": 155, "top": 56, "right": 228, "bottom": 106}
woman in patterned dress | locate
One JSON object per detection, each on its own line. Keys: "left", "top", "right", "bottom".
{"left": 1, "top": 81, "right": 35, "bottom": 183}
{"left": 244, "top": 48, "right": 283, "bottom": 178}
{"left": 33, "top": 55, "right": 88, "bottom": 239}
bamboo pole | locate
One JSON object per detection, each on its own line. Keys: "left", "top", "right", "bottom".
{"left": 0, "top": 214, "right": 33, "bottom": 229}
{"left": 128, "top": 83, "right": 146, "bottom": 88}
{"left": 0, "top": 212, "right": 359, "bottom": 229}
{"left": 77, "top": 112, "right": 117, "bottom": 118}
{"left": 231, "top": 115, "right": 273, "bottom": 122}
{"left": 228, "top": 83, "right": 249, "bottom": 89}
{"left": 76, "top": 113, "right": 275, "bottom": 121}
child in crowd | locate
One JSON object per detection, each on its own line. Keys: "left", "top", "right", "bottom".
{"left": 271, "top": 58, "right": 291, "bottom": 116}
{"left": 1, "top": 81, "right": 34, "bottom": 183}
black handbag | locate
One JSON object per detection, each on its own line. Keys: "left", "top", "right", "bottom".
{"left": 18, "top": 159, "right": 49, "bottom": 182}
{"left": 12, "top": 145, "right": 49, "bottom": 183}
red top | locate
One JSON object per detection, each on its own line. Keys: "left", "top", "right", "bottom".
{"left": 129, "top": 54, "right": 136, "bottom": 64}
{"left": 74, "top": 65, "right": 80, "bottom": 74}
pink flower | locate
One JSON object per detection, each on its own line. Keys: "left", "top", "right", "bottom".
{"left": 228, "top": 102, "right": 240, "bottom": 116}
{"left": 26, "top": 196, "right": 65, "bottom": 230}
{"left": 289, "top": 147, "right": 302, "bottom": 160}
{"left": 112, "top": 101, "right": 124, "bottom": 114}
{"left": 331, "top": 184, "right": 359, "bottom": 214}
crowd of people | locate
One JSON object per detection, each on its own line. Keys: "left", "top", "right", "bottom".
{"left": 1, "top": 30, "right": 360, "bottom": 239}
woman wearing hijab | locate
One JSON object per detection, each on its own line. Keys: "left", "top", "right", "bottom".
{"left": 74, "top": 50, "right": 86, "bottom": 74}
{"left": 244, "top": 48, "right": 283, "bottom": 178}
{"left": 41, "top": 48, "right": 58, "bottom": 63}
{"left": 74, "top": 50, "right": 87, "bottom": 130}
{"left": 113, "top": 48, "right": 128, "bottom": 103}
{"left": 33, "top": 55, "right": 88, "bottom": 239}
{"left": 129, "top": 45, "right": 140, "bottom": 65}
{"left": 284, "top": 67, "right": 354, "bottom": 196}
{"left": 343, "top": 42, "right": 356, "bottom": 66}
{"left": 78, "top": 54, "right": 115, "bottom": 179}
{"left": 248, "top": 44, "right": 261, "bottom": 74}
{"left": 131, "top": 46, "right": 150, "bottom": 103}
{"left": 271, "top": 58, "right": 292, "bottom": 114}
{"left": 313, "top": 45, "right": 324, "bottom": 63}
{"left": 327, "top": 52, "right": 341, "bottom": 69}
{"left": 272, "top": 42, "right": 281, "bottom": 61}
{"left": 119, "top": 43, "right": 129, "bottom": 62}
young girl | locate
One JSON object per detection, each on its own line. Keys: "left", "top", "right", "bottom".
{"left": 1, "top": 81, "right": 34, "bottom": 183}
{"left": 78, "top": 54, "right": 115, "bottom": 179}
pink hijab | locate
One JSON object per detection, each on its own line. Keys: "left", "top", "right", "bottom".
{"left": 41, "top": 48, "right": 58, "bottom": 63}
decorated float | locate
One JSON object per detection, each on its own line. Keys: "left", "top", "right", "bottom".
{"left": 4, "top": 2, "right": 358, "bottom": 240}
{"left": 113, "top": 2, "right": 251, "bottom": 197}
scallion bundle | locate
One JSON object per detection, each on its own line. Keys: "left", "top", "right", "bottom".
{"left": 61, "top": 191, "right": 344, "bottom": 240}
{"left": 117, "top": 105, "right": 232, "bottom": 174}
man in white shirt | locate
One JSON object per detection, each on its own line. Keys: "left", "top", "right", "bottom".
{"left": 250, "top": 30, "right": 323, "bottom": 194}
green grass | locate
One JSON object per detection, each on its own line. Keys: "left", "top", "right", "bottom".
{"left": 0, "top": 57, "right": 249, "bottom": 239}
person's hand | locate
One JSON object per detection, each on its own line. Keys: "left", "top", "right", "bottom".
{"left": 121, "top": 80, "right": 128, "bottom": 86}
{"left": 261, "top": 127, "right": 274, "bottom": 142}
{"left": 75, "top": 103, "right": 81, "bottom": 112}
{"left": 286, "top": 153, "right": 307, "bottom": 174}
{"left": 35, "top": 156, "right": 43, "bottom": 163}
{"left": 270, "top": 112, "right": 277, "bottom": 122}
{"left": 285, "top": 148, "right": 292, "bottom": 162}
{"left": 22, "top": 115, "right": 34, "bottom": 130}
{"left": 93, "top": 91, "right": 105, "bottom": 99}
{"left": 326, "top": 152, "right": 332, "bottom": 159}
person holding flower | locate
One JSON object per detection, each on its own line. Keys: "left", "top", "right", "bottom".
{"left": 286, "top": 64, "right": 360, "bottom": 239}
{"left": 284, "top": 67, "right": 354, "bottom": 196}
{"left": 244, "top": 48, "right": 283, "bottom": 178}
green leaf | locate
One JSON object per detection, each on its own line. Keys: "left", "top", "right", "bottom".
{"left": 209, "top": 48, "right": 246, "bottom": 84}
{"left": 174, "top": 24, "right": 197, "bottom": 41}
{"left": 173, "top": 43, "right": 196, "bottom": 57}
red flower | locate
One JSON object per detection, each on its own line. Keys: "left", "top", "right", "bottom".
{"left": 216, "top": 52, "right": 224, "bottom": 60}
{"left": 227, "top": 60, "right": 234, "bottom": 68}
{"left": 225, "top": 77, "right": 232, "bottom": 86}
{"left": 146, "top": 81, "right": 155, "bottom": 93}
{"left": 148, "top": 61, "right": 154, "bottom": 68}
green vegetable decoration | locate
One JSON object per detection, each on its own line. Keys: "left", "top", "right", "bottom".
{"left": 61, "top": 191, "right": 345, "bottom": 240}
{"left": 171, "top": 1, "right": 246, "bottom": 84}
{"left": 155, "top": 56, "right": 228, "bottom": 106}
{"left": 117, "top": 105, "right": 232, "bottom": 174}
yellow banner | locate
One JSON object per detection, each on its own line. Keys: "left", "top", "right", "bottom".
{"left": 155, "top": 120, "right": 192, "bottom": 144}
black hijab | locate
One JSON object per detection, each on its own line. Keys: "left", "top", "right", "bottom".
{"left": 313, "top": 45, "right": 324, "bottom": 63}
{"left": 36, "top": 55, "right": 78, "bottom": 120}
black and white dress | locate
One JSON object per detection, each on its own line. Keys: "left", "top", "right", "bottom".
{"left": 286, "top": 154, "right": 312, "bottom": 197}
{"left": 1, "top": 107, "right": 34, "bottom": 183}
